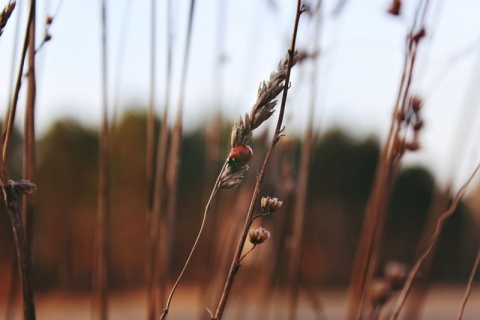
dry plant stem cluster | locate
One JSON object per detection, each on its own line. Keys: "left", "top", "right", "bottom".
{"left": 160, "top": 6, "right": 302, "bottom": 319}
{"left": 347, "top": 1, "right": 429, "bottom": 318}
{"left": 0, "top": 1, "right": 37, "bottom": 320}
{"left": 389, "top": 164, "right": 480, "bottom": 320}
{"left": 213, "top": 3, "right": 304, "bottom": 319}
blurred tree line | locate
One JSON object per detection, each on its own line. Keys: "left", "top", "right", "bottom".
{"left": 0, "top": 110, "right": 478, "bottom": 293}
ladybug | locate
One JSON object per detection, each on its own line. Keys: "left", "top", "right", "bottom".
{"left": 228, "top": 145, "right": 253, "bottom": 168}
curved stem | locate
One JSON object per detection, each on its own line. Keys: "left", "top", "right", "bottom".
{"left": 239, "top": 245, "right": 257, "bottom": 263}
{"left": 212, "top": 2, "right": 303, "bottom": 319}
{"left": 457, "top": 247, "right": 480, "bottom": 320}
{"left": 389, "top": 164, "right": 480, "bottom": 319}
{"left": 160, "top": 162, "right": 227, "bottom": 320}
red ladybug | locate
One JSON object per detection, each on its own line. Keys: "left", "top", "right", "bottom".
{"left": 228, "top": 145, "right": 253, "bottom": 168}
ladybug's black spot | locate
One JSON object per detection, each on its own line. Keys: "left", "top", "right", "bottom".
{"left": 228, "top": 157, "right": 238, "bottom": 167}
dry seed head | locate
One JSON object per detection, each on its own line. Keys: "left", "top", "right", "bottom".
{"left": 387, "top": 0, "right": 401, "bottom": 16}
{"left": 411, "top": 27, "right": 426, "bottom": 44}
{"left": 248, "top": 227, "right": 270, "bottom": 245}
{"left": 410, "top": 95, "right": 423, "bottom": 112}
{"left": 395, "top": 110, "right": 405, "bottom": 124}
{"left": 413, "top": 119, "right": 424, "bottom": 131}
{"left": 0, "top": 1, "right": 16, "bottom": 37}
{"left": 9, "top": 179, "right": 36, "bottom": 196}
{"left": 369, "top": 279, "right": 391, "bottom": 307}
{"left": 384, "top": 261, "right": 408, "bottom": 291}
{"left": 232, "top": 50, "right": 300, "bottom": 148}
{"left": 231, "top": 114, "right": 252, "bottom": 148}
{"left": 405, "top": 141, "right": 420, "bottom": 152}
{"left": 261, "top": 196, "right": 283, "bottom": 214}
{"left": 219, "top": 164, "right": 249, "bottom": 189}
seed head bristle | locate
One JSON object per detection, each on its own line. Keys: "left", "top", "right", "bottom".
{"left": 231, "top": 50, "right": 301, "bottom": 148}
{"left": 9, "top": 179, "right": 36, "bottom": 196}
{"left": 0, "top": 1, "right": 16, "bottom": 37}
{"left": 220, "top": 165, "right": 249, "bottom": 189}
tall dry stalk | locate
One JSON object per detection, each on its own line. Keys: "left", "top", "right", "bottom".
{"left": 346, "top": 2, "right": 430, "bottom": 318}
{"left": 147, "top": 0, "right": 173, "bottom": 317}
{"left": 213, "top": 3, "right": 304, "bottom": 318}
{"left": 198, "top": 0, "right": 228, "bottom": 313}
{"left": 160, "top": 13, "right": 302, "bottom": 320}
{"left": 0, "top": 2, "right": 37, "bottom": 319}
{"left": 23, "top": 0, "right": 36, "bottom": 253}
{"left": 456, "top": 246, "right": 480, "bottom": 320}
{"left": 93, "top": 0, "right": 110, "bottom": 319}
{"left": 157, "top": 1, "right": 196, "bottom": 319}
{"left": 2, "top": 178, "right": 36, "bottom": 320}
{"left": 405, "top": 34, "right": 480, "bottom": 317}
{"left": 389, "top": 164, "right": 480, "bottom": 319}
{"left": 145, "top": 0, "right": 158, "bottom": 318}
{"left": 286, "top": 2, "right": 321, "bottom": 319}
{"left": 2, "top": 0, "right": 32, "bottom": 160}
{"left": 151, "top": 0, "right": 173, "bottom": 311}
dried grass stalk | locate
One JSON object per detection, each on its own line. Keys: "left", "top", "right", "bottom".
{"left": 212, "top": 3, "right": 305, "bottom": 318}
{"left": 389, "top": 164, "right": 480, "bottom": 319}
{"left": 160, "top": 28, "right": 301, "bottom": 320}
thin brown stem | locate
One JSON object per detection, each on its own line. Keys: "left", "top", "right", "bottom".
{"left": 212, "top": 2, "right": 304, "bottom": 319}
{"left": 93, "top": 0, "right": 110, "bottom": 319}
{"left": 457, "top": 246, "right": 480, "bottom": 320}
{"left": 145, "top": 0, "right": 157, "bottom": 317}
{"left": 287, "top": 2, "right": 321, "bottom": 319}
{"left": 346, "top": 2, "right": 430, "bottom": 318}
{"left": 160, "top": 163, "right": 226, "bottom": 320}
{"left": 239, "top": 245, "right": 257, "bottom": 263}
{"left": 23, "top": 0, "right": 36, "bottom": 245}
{"left": 389, "top": 164, "right": 480, "bottom": 320}
{"left": 158, "top": 1, "right": 196, "bottom": 319}
{"left": 2, "top": 0, "right": 34, "bottom": 162}
{"left": 147, "top": 0, "right": 172, "bottom": 317}
{"left": 3, "top": 184, "right": 36, "bottom": 320}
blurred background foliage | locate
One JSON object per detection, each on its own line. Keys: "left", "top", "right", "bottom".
{"left": 0, "top": 109, "right": 478, "bottom": 295}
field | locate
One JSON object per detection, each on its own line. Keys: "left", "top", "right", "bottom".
{"left": 0, "top": 1, "right": 479, "bottom": 320}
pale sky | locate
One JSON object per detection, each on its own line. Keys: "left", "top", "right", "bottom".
{"left": 0, "top": 0, "right": 480, "bottom": 188}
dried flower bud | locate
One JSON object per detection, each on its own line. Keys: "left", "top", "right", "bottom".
{"left": 9, "top": 180, "right": 36, "bottom": 195}
{"left": 387, "top": 0, "right": 401, "bottom": 16}
{"left": 248, "top": 227, "right": 270, "bottom": 245}
{"left": 411, "top": 27, "right": 426, "bottom": 43}
{"left": 220, "top": 165, "right": 249, "bottom": 189}
{"left": 261, "top": 196, "right": 283, "bottom": 214}
{"left": 396, "top": 110, "right": 405, "bottom": 123}
{"left": 413, "top": 119, "right": 424, "bottom": 131}
{"left": 46, "top": 15, "right": 53, "bottom": 25}
{"left": 384, "top": 261, "right": 408, "bottom": 291}
{"left": 369, "top": 279, "right": 391, "bottom": 307}
{"left": 44, "top": 32, "right": 52, "bottom": 42}
{"left": 410, "top": 95, "right": 423, "bottom": 112}
{"left": 405, "top": 141, "right": 420, "bottom": 151}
